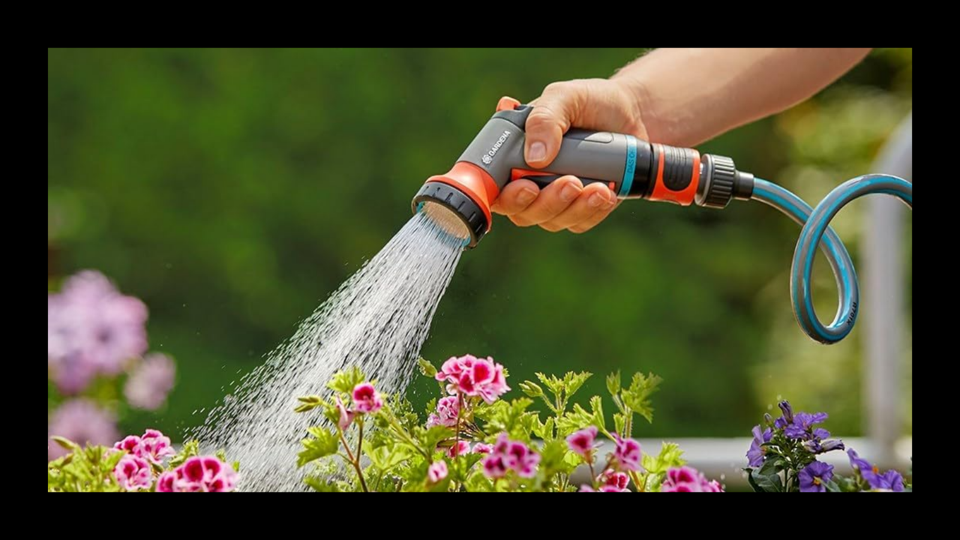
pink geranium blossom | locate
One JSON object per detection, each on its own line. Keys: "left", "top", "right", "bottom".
{"left": 159, "top": 456, "right": 239, "bottom": 492}
{"left": 427, "top": 461, "right": 448, "bottom": 483}
{"left": 446, "top": 440, "right": 471, "bottom": 459}
{"left": 601, "top": 470, "right": 630, "bottom": 491}
{"left": 481, "top": 433, "right": 540, "bottom": 479}
{"left": 660, "top": 466, "right": 723, "bottom": 492}
{"left": 473, "top": 442, "right": 493, "bottom": 454}
{"left": 352, "top": 382, "right": 383, "bottom": 414}
{"left": 113, "top": 455, "right": 153, "bottom": 491}
{"left": 435, "top": 354, "right": 510, "bottom": 403}
{"left": 112, "top": 429, "right": 175, "bottom": 465}
{"left": 566, "top": 426, "right": 598, "bottom": 459}
{"left": 426, "top": 396, "right": 460, "bottom": 428}
{"left": 336, "top": 396, "right": 356, "bottom": 430}
{"left": 613, "top": 434, "right": 643, "bottom": 472}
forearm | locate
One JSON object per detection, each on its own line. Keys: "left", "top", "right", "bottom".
{"left": 612, "top": 48, "right": 872, "bottom": 147}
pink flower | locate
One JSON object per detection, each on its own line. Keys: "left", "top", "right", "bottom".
{"left": 446, "top": 440, "right": 471, "bottom": 459}
{"left": 435, "top": 354, "right": 510, "bottom": 403}
{"left": 601, "top": 470, "right": 630, "bottom": 491}
{"left": 47, "top": 399, "right": 119, "bottom": 461}
{"left": 426, "top": 396, "right": 460, "bottom": 428}
{"left": 124, "top": 353, "right": 176, "bottom": 410}
{"left": 113, "top": 455, "right": 153, "bottom": 491}
{"left": 427, "top": 461, "right": 448, "bottom": 483}
{"left": 472, "top": 443, "right": 493, "bottom": 454}
{"left": 157, "top": 471, "right": 177, "bottom": 492}
{"left": 566, "top": 426, "right": 598, "bottom": 459}
{"left": 48, "top": 271, "right": 148, "bottom": 394}
{"left": 579, "top": 485, "right": 595, "bottom": 492}
{"left": 481, "top": 433, "right": 540, "bottom": 479}
{"left": 660, "top": 466, "right": 724, "bottom": 492}
{"left": 352, "top": 382, "right": 383, "bottom": 414}
{"left": 613, "top": 434, "right": 643, "bottom": 472}
{"left": 138, "top": 429, "right": 175, "bottom": 465}
{"left": 481, "top": 455, "right": 508, "bottom": 479}
{"left": 161, "top": 456, "right": 239, "bottom": 492}
{"left": 112, "top": 429, "right": 175, "bottom": 465}
{"left": 336, "top": 396, "right": 356, "bottom": 430}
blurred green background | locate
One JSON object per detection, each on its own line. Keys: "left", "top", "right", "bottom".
{"left": 48, "top": 48, "right": 912, "bottom": 440}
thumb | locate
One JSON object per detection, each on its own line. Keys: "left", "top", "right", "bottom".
{"left": 524, "top": 83, "right": 582, "bottom": 169}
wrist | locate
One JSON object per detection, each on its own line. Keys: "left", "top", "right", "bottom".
{"left": 610, "top": 74, "right": 667, "bottom": 144}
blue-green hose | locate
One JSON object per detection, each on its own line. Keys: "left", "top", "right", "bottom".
{"left": 751, "top": 175, "right": 912, "bottom": 344}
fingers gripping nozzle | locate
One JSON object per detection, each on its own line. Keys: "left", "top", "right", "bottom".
{"left": 412, "top": 96, "right": 755, "bottom": 248}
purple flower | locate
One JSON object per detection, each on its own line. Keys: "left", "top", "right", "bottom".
{"left": 481, "top": 433, "right": 540, "bottom": 479}
{"left": 847, "top": 448, "right": 904, "bottom": 492}
{"left": 774, "top": 400, "right": 794, "bottom": 429}
{"left": 804, "top": 438, "right": 845, "bottom": 454}
{"left": 612, "top": 434, "right": 642, "bottom": 472}
{"left": 847, "top": 448, "right": 873, "bottom": 474}
{"left": 864, "top": 470, "right": 904, "bottom": 492}
{"left": 799, "top": 461, "right": 833, "bottom": 492}
{"left": 747, "top": 425, "right": 772, "bottom": 467}
{"left": 784, "top": 412, "right": 829, "bottom": 440}
{"left": 48, "top": 399, "right": 119, "bottom": 461}
{"left": 124, "top": 353, "right": 176, "bottom": 410}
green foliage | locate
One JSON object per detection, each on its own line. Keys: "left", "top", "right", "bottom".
{"left": 417, "top": 357, "right": 438, "bottom": 378}
{"left": 297, "top": 427, "right": 339, "bottom": 468}
{"left": 48, "top": 440, "right": 125, "bottom": 492}
{"left": 641, "top": 442, "right": 685, "bottom": 492}
{"left": 327, "top": 367, "right": 366, "bottom": 394}
{"left": 300, "top": 364, "right": 679, "bottom": 492}
{"left": 621, "top": 372, "right": 662, "bottom": 424}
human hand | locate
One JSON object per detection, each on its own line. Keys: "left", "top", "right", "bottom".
{"left": 491, "top": 78, "right": 649, "bottom": 233}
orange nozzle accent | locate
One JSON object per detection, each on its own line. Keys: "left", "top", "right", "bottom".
{"left": 425, "top": 162, "right": 500, "bottom": 229}
{"left": 496, "top": 96, "right": 521, "bottom": 112}
{"left": 648, "top": 144, "right": 701, "bottom": 206}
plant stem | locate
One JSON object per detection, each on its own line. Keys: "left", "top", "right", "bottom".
{"left": 338, "top": 425, "right": 369, "bottom": 492}
{"left": 587, "top": 460, "right": 598, "bottom": 489}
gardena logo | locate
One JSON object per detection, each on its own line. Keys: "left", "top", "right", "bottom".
{"left": 482, "top": 130, "right": 511, "bottom": 165}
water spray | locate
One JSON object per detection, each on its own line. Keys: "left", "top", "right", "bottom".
{"left": 413, "top": 97, "right": 912, "bottom": 345}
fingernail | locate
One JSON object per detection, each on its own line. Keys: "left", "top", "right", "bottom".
{"left": 604, "top": 197, "right": 618, "bottom": 209}
{"left": 528, "top": 142, "right": 546, "bottom": 162}
{"left": 588, "top": 193, "right": 606, "bottom": 208}
{"left": 560, "top": 183, "right": 581, "bottom": 202}
{"left": 517, "top": 188, "right": 537, "bottom": 205}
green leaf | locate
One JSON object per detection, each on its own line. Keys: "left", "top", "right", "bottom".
{"left": 606, "top": 370, "right": 621, "bottom": 396}
{"left": 749, "top": 468, "right": 783, "bottom": 492}
{"left": 519, "top": 381, "right": 544, "bottom": 398}
{"left": 563, "top": 371, "right": 592, "bottom": 400}
{"left": 535, "top": 372, "right": 564, "bottom": 398}
{"left": 294, "top": 395, "right": 323, "bottom": 413}
{"left": 327, "top": 366, "right": 366, "bottom": 394}
{"left": 556, "top": 403, "right": 599, "bottom": 437}
{"left": 613, "top": 413, "right": 627, "bottom": 437}
{"left": 367, "top": 443, "right": 414, "bottom": 471}
{"left": 476, "top": 398, "right": 536, "bottom": 440}
{"left": 621, "top": 372, "right": 662, "bottom": 424}
{"left": 51, "top": 436, "right": 80, "bottom": 452}
{"left": 297, "top": 427, "right": 339, "bottom": 468}
{"left": 304, "top": 475, "right": 342, "bottom": 492}
{"left": 169, "top": 440, "right": 200, "bottom": 468}
{"left": 538, "top": 439, "right": 575, "bottom": 476}
{"left": 641, "top": 441, "right": 686, "bottom": 475}
{"left": 589, "top": 396, "right": 606, "bottom": 431}
{"left": 417, "top": 357, "right": 437, "bottom": 378}
{"left": 532, "top": 417, "right": 555, "bottom": 440}
{"left": 415, "top": 425, "right": 455, "bottom": 454}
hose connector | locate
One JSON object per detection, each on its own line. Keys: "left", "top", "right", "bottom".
{"left": 696, "top": 154, "right": 754, "bottom": 209}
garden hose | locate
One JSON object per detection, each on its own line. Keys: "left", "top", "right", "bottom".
{"left": 412, "top": 97, "right": 913, "bottom": 344}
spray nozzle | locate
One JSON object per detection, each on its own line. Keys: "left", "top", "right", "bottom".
{"left": 413, "top": 96, "right": 754, "bottom": 249}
